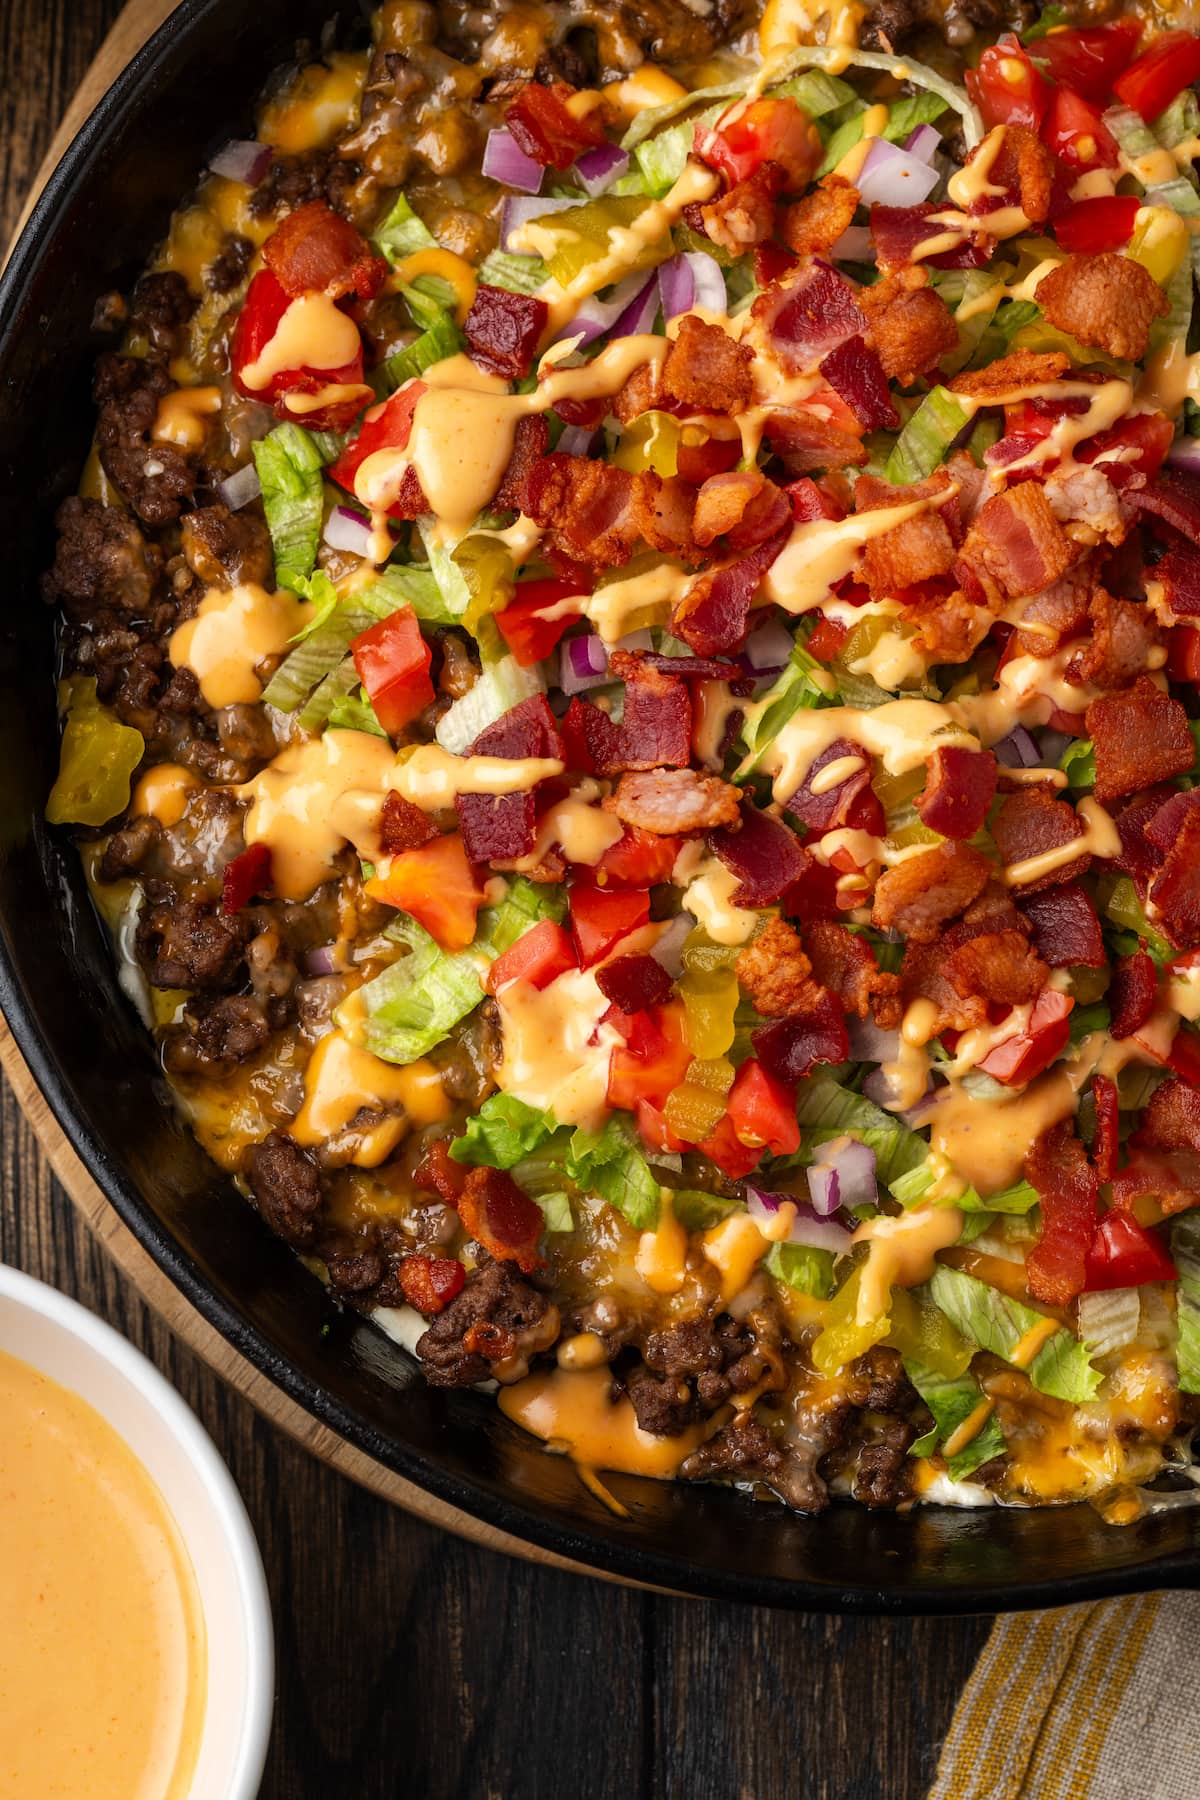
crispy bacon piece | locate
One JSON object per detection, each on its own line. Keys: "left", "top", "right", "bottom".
{"left": 858, "top": 267, "right": 958, "bottom": 386}
{"left": 871, "top": 842, "right": 991, "bottom": 944}
{"left": 262, "top": 200, "right": 386, "bottom": 300}
{"left": 608, "top": 652, "right": 692, "bottom": 772}
{"left": 869, "top": 203, "right": 992, "bottom": 271}
{"left": 1154, "top": 544, "right": 1200, "bottom": 619}
{"left": 900, "top": 936, "right": 987, "bottom": 1037}
{"left": 948, "top": 350, "right": 1070, "bottom": 398}
{"left": 758, "top": 408, "right": 867, "bottom": 474}
{"left": 456, "top": 694, "right": 564, "bottom": 863}
{"left": 523, "top": 454, "right": 698, "bottom": 573}
{"left": 751, "top": 988, "right": 850, "bottom": 1082}
{"left": 750, "top": 260, "right": 868, "bottom": 375}
{"left": 1067, "top": 589, "right": 1161, "bottom": 691}
{"left": 379, "top": 791, "right": 438, "bottom": 854}
{"left": 736, "top": 916, "right": 817, "bottom": 1017}
{"left": 1128, "top": 467, "right": 1200, "bottom": 542}
{"left": 1132, "top": 1078, "right": 1200, "bottom": 1154}
{"left": 709, "top": 799, "right": 808, "bottom": 905}
{"left": 903, "top": 589, "right": 993, "bottom": 665}
{"left": 663, "top": 315, "right": 754, "bottom": 414}
{"left": 916, "top": 746, "right": 997, "bottom": 840}
{"left": 672, "top": 526, "right": 791, "bottom": 655}
{"left": 1111, "top": 1151, "right": 1200, "bottom": 1217}
{"left": 464, "top": 285, "right": 549, "bottom": 380}
{"left": 692, "top": 470, "right": 790, "bottom": 550}
{"left": 1013, "top": 563, "right": 1093, "bottom": 657}
{"left": 991, "top": 786, "right": 1089, "bottom": 894}
{"left": 1025, "top": 1123, "right": 1098, "bottom": 1306}
{"left": 779, "top": 177, "right": 859, "bottom": 256}
{"left": 414, "top": 1139, "right": 467, "bottom": 1203}
{"left": 456, "top": 1166, "right": 545, "bottom": 1274}
{"left": 804, "top": 920, "right": 901, "bottom": 1024}
{"left": 947, "top": 929, "right": 1049, "bottom": 1005}
{"left": 506, "top": 81, "right": 607, "bottom": 169}
{"left": 785, "top": 737, "right": 877, "bottom": 834}
{"left": 1113, "top": 786, "right": 1173, "bottom": 892}
{"left": 1144, "top": 788, "right": 1200, "bottom": 853}
{"left": 958, "top": 482, "right": 1075, "bottom": 603}
{"left": 983, "top": 123, "right": 1054, "bottom": 225}
{"left": 1092, "top": 1074, "right": 1119, "bottom": 1183}
{"left": 1086, "top": 675, "right": 1195, "bottom": 802}
{"left": 1109, "top": 950, "right": 1158, "bottom": 1040}
{"left": 496, "top": 414, "right": 549, "bottom": 513}
{"left": 1016, "top": 882, "right": 1106, "bottom": 967}
{"left": 855, "top": 469, "right": 959, "bottom": 602}
{"left": 609, "top": 768, "right": 741, "bottom": 835}
{"left": 398, "top": 1254, "right": 465, "bottom": 1316}
{"left": 1036, "top": 254, "right": 1168, "bottom": 362}
{"left": 1149, "top": 810, "right": 1200, "bottom": 947}
{"left": 818, "top": 335, "right": 898, "bottom": 432}
{"left": 698, "top": 162, "right": 783, "bottom": 254}
{"left": 596, "top": 953, "right": 674, "bottom": 1013}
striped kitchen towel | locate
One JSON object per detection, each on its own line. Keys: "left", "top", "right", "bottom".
{"left": 929, "top": 1593, "right": 1200, "bottom": 1799}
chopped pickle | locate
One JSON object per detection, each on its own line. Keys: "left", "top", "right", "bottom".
{"left": 46, "top": 679, "right": 145, "bottom": 828}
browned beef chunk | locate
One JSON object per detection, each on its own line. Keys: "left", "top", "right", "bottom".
{"left": 94, "top": 354, "right": 197, "bottom": 526}
{"left": 626, "top": 1363, "right": 696, "bottom": 1434}
{"left": 250, "top": 149, "right": 358, "bottom": 220}
{"left": 161, "top": 994, "right": 276, "bottom": 1075}
{"left": 98, "top": 814, "right": 161, "bottom": 882}
{"left": 129, "top": 271, "right": 195, "bottom": 355}
{"left": 181, "top": 505, "right": 274, "bottom": 590}
{"left": 416, "top": 1258, "right": 560, "bottom": 1387}
{"left": 247, "top": 1132, "right": 324, "bottom": 1249}
{"left": 845, "top": 1346, "right": 912, "bottom": 1410}
{"left": 216, "top": 704, "right": 278, "bottom": 769}
{"left": 853, "top": 1417, "right": 918, "bottom": 1507}
{"left": 42, "top": 497, "right": 163, "bottom": 618}
{"left": 135, "top": 886, "right": 250, "bottom": 991}
{"left": 681, "top": 1416, "right": 831, "bottom": 1513}
{"left": 206, "top": 235, "right": 253, "bottom": 294}
{"left": 643, "top": 1312, "right": 783, "bottom": 1410}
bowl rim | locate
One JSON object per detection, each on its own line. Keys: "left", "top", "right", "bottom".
{"left": 0, "top": 1259, "right": 274, "bottom": 1794}
{"left": 4, "top": 0, "right": 1200, "bottom": 1615}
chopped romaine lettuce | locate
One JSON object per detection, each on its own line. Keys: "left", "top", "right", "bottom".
{"left": 379, "top": 313, "right": 464, "bottom": 393}
{"left": 325, "top": 684, "right": 386, "bottom": 737}
{"left": 903, "top": 1358, "right": 1007, "bottom": 1479}
{"left": 671, "top": 1189, "right": 741, "bottom": 1230}
{"left": 435, "top": 656, "right": 546, "bottom": 754}
{"left": 1076, "top": 1286, "right": 1141, "bottom": 1359}
{"left": 890, "top": 1160, "right": 1040, "bottom": 1215}
{"left": 928, "top": 1265, "right": 1102, "bottom": 1402}
{"left": 885, "top": 387, "right": 972, "bottom": 485}
{"left": 737, "top": 642, "right": 832, "bottom": 771}
{"left": 1059, "top": 738, "right": 1095, "bottom": 789}
{"left": 476, "top": 248, "right": 552, "bottom": 294}
{"left": 477, "top": 877, "right": 567, "bottom": 957}
{"left": 534, "top": 1191, "right": 575, "bottom": 1233}
{"left": 450, "top": 1093, "right": 558, "bottom": 1168}
{"left": 297, "top": 656, "right": 362, "bottom": 732}
{"left": 764, "top": 1240, "right": 837, "bottom": 1298}
{"left": 565, "top": 1114, "right": 661, "bottom": 1230}
{"left": 781, "top": 1076, "right": 929, "bottom": 1190}
{"left": 1174, "top": 1214, "right": 1200, "bottom": 1393}
{"left": 341, "top": 915, "right": 483, "bottom": 1065}
{"left": 252, "top": 423, "right": 326, "bottom": 593}
{"left": 372, "top": 192, "right": 436, "bottom": 262}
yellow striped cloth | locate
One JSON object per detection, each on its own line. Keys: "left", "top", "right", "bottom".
{"left": 929, "top": 1594, "right": 1200, "bottom": 1799}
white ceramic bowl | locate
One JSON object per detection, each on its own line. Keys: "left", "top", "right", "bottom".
{"left": 0, "top": 1261, "right": 274, "bottom": 1797}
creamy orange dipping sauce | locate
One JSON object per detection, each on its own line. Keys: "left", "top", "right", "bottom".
{"left": 0, "top": 1351, "right": 206, "bottom": 1800}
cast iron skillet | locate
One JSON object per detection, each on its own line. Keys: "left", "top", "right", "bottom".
{"left": 3, "top": 0, "right": 1199, "bottom": 1612}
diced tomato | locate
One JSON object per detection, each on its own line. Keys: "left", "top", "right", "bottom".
{"left": 1168, "top": 625, "right": 1200, "bottom": 684}
{"left": 805, "top": 614, "right": 850, "bottom": 661}
{"left": 221, "top": 843, "right": 272, "bottom": 915}
{"left": 596, "top": 826, "right": 682, "bottom": 887}
{"left": 607, "top": 1001, "right": 692, "bottom": 1111}
{"left": 1083, "top": 1211, "right": 1177, "bottom": 1291}
{"left": 1002, "top": 398, "right": 1067, "bottom": 442}
{"left": 485, "top": 919, "right": 577, "bottom": 994}
{"left": 231, "top": 269, "right": 290, "bottom": 379}
{"left": 495, "top": 579, "right": 585, "bottom": 667}
{"left": 979, "top": 987, "right": 1074, "bottom": 1086}
{"left": 262, "top": 199, "right": 387, "bottom": 302}
{"left": 1113, "top": 29, "right": 1200, "bottom": 123}
{"left": 1041, "top": 87, "right": 1118, "bottom": 173}
{"left": 397, "top": 1254, "right": 465, "bottom": 1315}
{"left": 1032, "top": 21, "right": 1141, "bottom": 102}
{"left": 569, "top": 882, "right": 650, "bottom": 966}
{"left": 505, "top": 81, "right": 607, "bottom": 170}
{"left": 329, "top": 382, "right": 426, "bottom": 498}
{"left": 1078, "top": 412, "right": 1174, "bottom": 485}
{"left": 1053, "top": 194, "right": 1140, "bottom": 255}
{"left": 696, "top": 1113, "right": 763, "bottom": 1179}
{"left": 1168, "top": 1025, "right": 1200, "bottom": 1086}
{"left": 726, "top": 1059, "right": 800, "bottom": 1156}
{"left": 350, "top": 607, "right": 434, "bottom": 736}
{"left": 966, "top": 37, "right": 1051, "bottom": 131}
{"left": 694, "top": 96, "right": 821, "bottom": 189}
{"left": 366, "top": 832, "right": 486, "bottom": 951}
{"left": 230, "top": 268, "right": 368, "bottom": 431}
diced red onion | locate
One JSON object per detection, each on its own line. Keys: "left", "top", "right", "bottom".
{"left": 216, "top": 463, "right": 262, "bottom": 512}
{"left": 855, "top": 139, "right": 941, "bottom": 208}
{"left": 611, "top": 273, "right": 661, "bottom": 338}
{"left": 1167, "top": 436, "right": 1200, "bottom": 473}
{"left": 559, "top": 633, "right": 610, "bottom": 695}
{"left": 208, "top": 139, "right": 273, "bottom": 185}
{"left": 574, "top": 142, "right": 630, "bottom": 197}
{"left": 828, "top": 225, "right": 875, "bottom": 262}
{"left": 904, "top": 123, "right": 942, "bottom": 164}
{"left": 658, "top": 251, "right": 726, "bottom": 321}
{"left": 483, "top": 128, "right": 544, "bottom": 196}
{"left": 746, "top": 1187, "right": 853, "bottom": 1254}
{"left": 806, "top": 1161, "right": 840, "bottom": 1217}
{"left": 614, "top": 626, "right": 654, "bottom": 654}
{"left": 847, "top": 1017, "right": 900, "bottom": 1063}
{"left": 555, "top": 269, "right": 657, "bottom": 348}
{"left": 744, "top": 615, "right": 794, "bottom": 671}
{"left": 993, "top": 725, "right": 1041, "bottom": 769}
{"left": 816, "top": 1136, "right": 877, "bottom": 1211}
{"left": 658, "top": 253, "right": 694, "bottom": 321}
{"left": 324, "top": 504, "right": 377, "bottom": 557}
{"left": 303, "top": 945, "right": 337, "bottom": 976}
{"left": 649, "top": 911, "right": 694, "bottom": 978}
{"left": 557, "top": 424, "right": 597, "bottom": 457}
{"left": 501, "top": 195, "right": 575, "bottom": 253}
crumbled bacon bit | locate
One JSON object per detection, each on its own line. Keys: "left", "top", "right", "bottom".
{"left": 1036, "top": 254, "right": 1168, "bottom": 363}
{"left": 699, "top": 162, "right": 783, "bottom": 254}
{"left": 991, "top": 786, "right": 1089, "bottom": 894}
{"left": 1109, "top": 950, "right": 1158, "bottom": 1041}
{"left": 947, "top": 929, "right": 1049, "bottom": 1006}
{"left": 456, "top": 1166, "right": 545, "bottom": 1274}
{"left": 786, "top": 737, "right": 878, "bottom": 835}
{"left": 693, "top": 470, "right": 780, "bottom": 547}
{"left": 858, "top": 267, "right": 958, "bottom": 386}
{"left": 672, "top": 526, "right": 791, "bottom": 655}
{"left": 982, "top": 123, "right": 1055, "bottom": 225}
{"left": 414, "top": 1140, "right": 467, "bottom": 1203}
{"left": 1149, "top": 810, "right": 1200, "bottom": 947}
{"left": 1013, "top": 563, "right": 1094, "bottom": 658}
{"left": 1085, "top": 675, "right": 1195, "bottom": 803}
{"left": 496, "top": 414, "right": 549, "bottom": 513}
{"left": 948, "top": 350, "right": 1070, "bottom": 398}
{"left": 1092, "top": 1074, "right": 1119, "bottom": 1183}
{"left": 608, "top": 652, "right": 693, "bottom": 772}
{"left": 262, "top": 199, "right": 386, "bottom": 301}
{"left": 1155, "top": 545, "right": 1200, "bottom": 619}
{"left": 804, "top": 920, "right": 901, "bottom": 1024}
{"left": 759, "top": 408, "right": 867, "bottom": 474}
{"left": 856, "top": 471, "right": 958, "bottom": 601}
{"left": 916, "top": 746, "right": 997, "bottom": 841}
{"left": 900, "top": 936, "right": 987, "bottom": 1038}
{"left": 751, "top": 988, "right": 850, "bottom": 1082}
{"left": 779, "top": 176, "right": 859, "bottom": 256}
{"left": 456, "top": 694, "right": 564, "bottom": 863}
{"left": 750, "top": 260, "right": 868, "bottom": 376}
{"left": 1066, "top": 590, "right": 1161, "bottom": 691}
{"left": 735, "top": 916, "right": 816, "bottom": 1017}
{"left": 1111, "top": 1151, "right": 1200, "bottom": 1217}
{"left": 1016, "top": 882, "right": 1106, "bottom": 967}
{"left": 957, "top": 482, "right": 1076, "bottom": 603}
{"left": 379, "top": 791, "right": 438, "bottom": 854}
{"left": 818, "top": 335, "right": 898, "bottom": 432}
{"left": 871, "top": 842, "right": 991, "bottom": 944}
{"left": 662, "top": 315, "right": 754, "bottom": 414}
{"left": 609, "top": 768, "right": 741, "bottom": 835}
{"left": 398, "top": 1254, "right": 466, "bottom": 1316}
{"left": 1132, "top": 1078, "right": 1200, "bottom": 1155}
{"left": 709, "top": 800, "right": 808, "bottom": 906}
{"left": 464, "top": 284, "right": 549, "bottom": 380}
{"left": 1025, "top": 1122, "right": 1098, "bottom": 1305}
{"left": 596, "top": 953, "right": 674, "bottom": 1014}
{"left": 869, "top": 203, "right": 993, "bottom": 271}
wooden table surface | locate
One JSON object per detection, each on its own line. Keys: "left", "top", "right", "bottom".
{"left": 0, "top": 3, "right": 994, "bottom": 1793}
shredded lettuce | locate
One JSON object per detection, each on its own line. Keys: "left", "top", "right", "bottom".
{"left": 768, "top": 45, "right": 983, "bottom": 148}
{"left": 1076, "top": 1286, "right": 1141, "bottom": 1359}
{"left": 764, "top": 1240, "right": 837, "bottom": 1298}
{"left": 1174, "top": 1214, "right": 1200, "bottom": 1393}
{"left": 252, "top": 424, "right": 326, "bottom": 593}
{"left": 261, "top": 601, "right": 377, "bottom": 711}
{"left": 476, "top": 248, "right": 551, "bottom": 294}
{"left": 297, "top": 656, "right": 362, "bottom": 732}
{"left": 535, "top": 1191, "right": 575, "bottom": 1232}
{"left": 372, "top": 192, "right": 437, "bottom": 262}
{"left": 476, "top": 876, "right": 567, "bottom": 957}
{"left": 777, "top": 1076, "right": 929, "bottom": 1190}
{"left": 450, "top": 1093, "right": 558, "bottom": 1168}
{"left": 325, "top": 684, "right": 386, "bottom": 737}
{"left": 380, "top": 313, "right": 464, "bottom": 393}
{"left": 928, "top": 1265, "right": 1102, "bottom": 1403}
{"left": 904, "top": 1358, "right": 1006, "bottom": 1479}
{"left": 885, "top": 387, "right": 971, "bottom": 485}
{"left": 416, "top": 519, "right": 473, "bottom": 618}
{"left": 635, "top": 102, "right": 724, "bottom": 197}
{"left": 890, "top": 1161, "right": 1040, "bottom": 1215}
{"left": 817, "top": 88, "right": 950, "bottom": 179}
{"left": 737, "top": 642, "right": 832, "bottom": 771}
{"left": 435, "top": 656, "right": 545, "bottom": 754}
{"left": 671, "top": 1188, "right": 741, "bottom": 1230}
{"left": 359, "top": 560, "right": 448, "bottom": 624}
{"left": 565, "top": 1115, "right": 661, "bottom": 1230}
{"left": 340, "top": 916, "right": 484, "bottom": 1065}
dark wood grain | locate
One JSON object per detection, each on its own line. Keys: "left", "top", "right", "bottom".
{"left": 0, "top": 6, "right": 993, "bottom": 1794}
